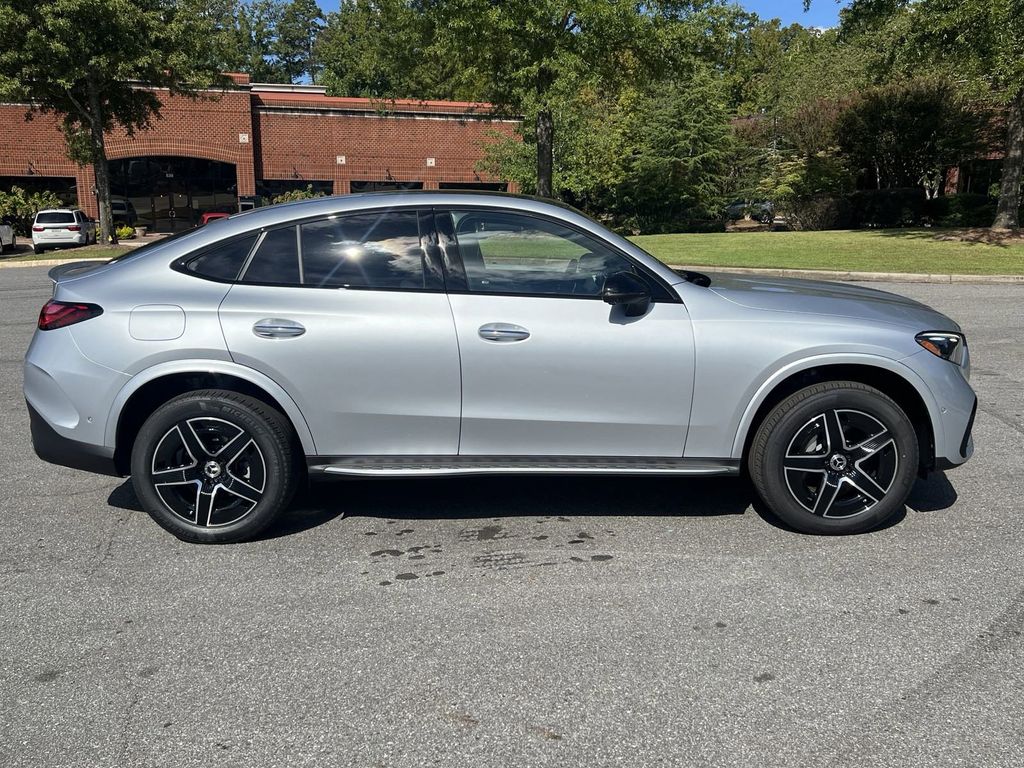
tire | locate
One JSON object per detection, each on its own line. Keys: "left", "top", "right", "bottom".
{"left": 33, "top": 244, "right": 43, "bottom": 255}
{"left": 130, "top": 389, "right": 298, "bottom": 543}
{"left": 749, "top": 381, "right": 918, "bottom": 535}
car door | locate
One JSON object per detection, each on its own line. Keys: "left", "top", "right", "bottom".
{"left": 435, "top": 208, "right": 695, "bottom": 457}
{"left": 218, "top": 208, "right": 462, "bottom": 457}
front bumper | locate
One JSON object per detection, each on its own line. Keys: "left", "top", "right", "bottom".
{"left": 935, "top": 396, "right": 976, "bottom": 471}
{"left": 28, "top": 401, "right": 120, "bottom": 476}
{"left": 901, "top": 349, "right": 976, "bottom": 470}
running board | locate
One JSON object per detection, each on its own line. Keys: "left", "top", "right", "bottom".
{"left": 307, "top": 456, "right": 740, "bottom": 478}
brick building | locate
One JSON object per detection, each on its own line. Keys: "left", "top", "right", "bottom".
{"left": 0, "top": 74, "right": 518, "bottom": 231}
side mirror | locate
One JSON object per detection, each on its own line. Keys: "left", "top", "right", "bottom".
{"left": 602, "top": 271, "right": 651, "bottom": 317}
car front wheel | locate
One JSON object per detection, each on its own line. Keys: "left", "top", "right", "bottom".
{"left": 130, "top": 390, "right": 298, "bottom": 543}
{"left": 749, "top": 381, "right": 919, "bottom": 535}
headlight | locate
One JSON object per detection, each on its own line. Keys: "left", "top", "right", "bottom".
{"left": 916, "top": 331, "right": 967, "bottom": 366}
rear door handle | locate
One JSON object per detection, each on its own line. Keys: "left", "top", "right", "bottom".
{"left": 253, "top": 318, "right": 306, "bottom": 339}
{"left": 478, "top": 323, "right": 530, "bottom": 342}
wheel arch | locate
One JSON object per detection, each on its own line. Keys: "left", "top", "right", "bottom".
{"left": 734, "top": 357, "right": 940, "bottom": 474}
{"left": 107, "top": 361, "right": 316, "bottom": 475}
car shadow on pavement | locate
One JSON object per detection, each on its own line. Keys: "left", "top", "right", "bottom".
{"left": 107, "top": 470, "right": 958, "bottom": 540}
{"left": 262, "top": 474, "right": 754, "bottom": 540}
{"left": 748, "top": 470, "right": 959, "bottom": 535}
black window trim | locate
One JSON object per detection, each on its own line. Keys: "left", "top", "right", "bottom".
{"left": 172, "top": 202, "right": 679, "bottom": 302}
{"left": 432, "top": 205, "right": 680, "bottom": 304}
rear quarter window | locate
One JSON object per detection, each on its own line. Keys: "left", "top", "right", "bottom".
{"left": 183, "top": 235, "right": 260, "bottom": 282}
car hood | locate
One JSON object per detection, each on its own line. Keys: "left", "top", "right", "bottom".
{"left": 705, "top": 273, "right": 959, "bottom": 331}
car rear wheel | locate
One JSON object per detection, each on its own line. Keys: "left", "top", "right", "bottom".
{"left": 130, "top": 390, "right": 298, "bottom": 543}
{"left": 749, "top": 381, "right": 919, "bottom": 535}
{"left": 33, "top": 244, "right": 43, "bottom": 255}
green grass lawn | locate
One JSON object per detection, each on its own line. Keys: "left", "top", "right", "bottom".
{"left": 631, "top": 229, "right": 1024, "bottom": 275}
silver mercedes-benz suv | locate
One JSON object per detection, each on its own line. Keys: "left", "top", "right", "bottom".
{"left": 24, "top": 192, "right": 976, "bottom": 542}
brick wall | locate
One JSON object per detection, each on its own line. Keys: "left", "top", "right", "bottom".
{"left": 0, "top": 85, "right": 518, "bottom": 218}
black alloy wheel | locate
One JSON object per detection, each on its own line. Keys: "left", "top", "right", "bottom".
{"left": 750, "top": 381, "right": 919, "bottom": 535}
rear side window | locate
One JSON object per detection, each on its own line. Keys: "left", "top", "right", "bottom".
{"left": 185, "top": 235, "right": 259, "bottom": 281}
{"left": 299, "top": 211, "right": 440, "bottom": 290}
{"left": 36, "top": 212, "right": 75, "bottom": 224}
{"left": 242, "top": 227, "right": 301, "bottom": 285}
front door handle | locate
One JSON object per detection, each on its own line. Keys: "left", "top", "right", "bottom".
{"left": 253, "top": 318, "right": 306, "bottom": 339}
{"left": 478, "top": 323, "right": 530, "bottom": 342}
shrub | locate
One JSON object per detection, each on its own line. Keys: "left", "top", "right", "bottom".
{"left": 844, "top": 188, "right": 927, "bottom": 228}
{"left": 0, "top": 186, "right": 64, "bottom": 236}
{"left": 923, "top": 193, "right": 995, "bottom": 227}
{"left": 271, "top": 185, "right": 327, "bottom": 205}
{"left": 115, "top": 224, "right": 135, "bottom": 240}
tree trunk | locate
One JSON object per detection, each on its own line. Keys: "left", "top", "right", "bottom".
{"left": 536, "top": 107, "right": 554, "bottom": 198}
{"left": 992, "top": 91, "right": 1023, "bottom": 230}
{"left": 86, "top": 78, "right": 116, "bottom": 245}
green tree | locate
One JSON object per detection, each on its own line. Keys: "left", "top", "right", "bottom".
{"left": 274, "top": 0, "right": 324, "bottom": 83}
{"left": 836, "top": 78, "right": 991, "bottom": 195}
{"left": 232, "top": 0, "right": 289, "bottom": 82}
{"left": 478, "top": 71, "right": 733, "bottom": 233}
{"left": 317, "top": 0, "right": 473, "bottom": 99}
{"left": 812, "top": 0, "right": 1024, "bottom": 228}
{"left": 0, "top": 0, "right": 227, "bottom": 243}
{"left": 428, "top": 1, "right": 679, "bottom": 198}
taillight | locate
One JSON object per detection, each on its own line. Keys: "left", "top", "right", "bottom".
{"left": 67, "top": 225, "right": 81, "bottom": 232}
{"left": 32, "top": 226, "right": 44, "bottom": 232}
{"left": 37, "top": 300, "right": 103, "bottom": 330}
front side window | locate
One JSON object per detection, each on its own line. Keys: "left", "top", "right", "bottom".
{"left": 300, "top": 210, "right": 440, "bottom": 290}
{"left": 445, "top": 210, "right": 637, "bottom": 297}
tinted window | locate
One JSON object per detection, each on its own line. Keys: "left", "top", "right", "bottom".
{"left": 448, "top": 210, "right": 636, "bottom": 297}
{"left": 242, "top": 227, "right": 300, "bottom": 285}
{"left": 37, "top": 212, "right": 75, "bottom": 224}
{"left": 185, "top": 235, "right": 259, "bottom": 281}
{"left": 300, "top": 211, "right": 440, "bottom": 290}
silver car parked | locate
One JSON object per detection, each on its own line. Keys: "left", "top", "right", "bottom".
{"left": 24, "top": 193, "right": 976, "bottom": 542}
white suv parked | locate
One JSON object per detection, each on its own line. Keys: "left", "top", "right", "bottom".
{"left": 32, "top": 209, "right": 96, "bottom": 254}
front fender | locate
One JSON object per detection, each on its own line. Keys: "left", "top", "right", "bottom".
{"left": 104, "top": 359, "right": 317, "bottom": 455}
{"left": 728, "top": 352, "right": 943, "bottom": 459}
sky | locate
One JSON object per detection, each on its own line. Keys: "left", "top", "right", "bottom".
{"left": 741, "top": 0, "right": 846, "bottom": 27}
{"left": 316, "top": 1, "right": 849, "bottom": 28}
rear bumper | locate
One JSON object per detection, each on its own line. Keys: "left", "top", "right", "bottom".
{"left": 32, "top": 235, "right": 87, "bottom": 247}
{"left": 28, "top": 401, "right": 121, "bottom": 476}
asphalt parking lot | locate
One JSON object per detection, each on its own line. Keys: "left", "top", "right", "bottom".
{"left": 1, "top": 265, "right": 1022, "bottom": 767}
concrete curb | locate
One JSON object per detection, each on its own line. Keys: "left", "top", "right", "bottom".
{"left": 3, "top": 255, "right": 1023, "bottom": 285}
{"left": 668, "top": 264, "right": 1024, "bottom": 285}
{"left": 0, "top": 257, "right": 111, "bottom": 269}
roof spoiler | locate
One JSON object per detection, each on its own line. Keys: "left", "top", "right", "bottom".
{"left": 47, "top": 260, "right": 109, "bottom": 284}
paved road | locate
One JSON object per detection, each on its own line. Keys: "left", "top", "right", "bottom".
{"left": 2, "top": 266, "right": 1022, "bottom": 767}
